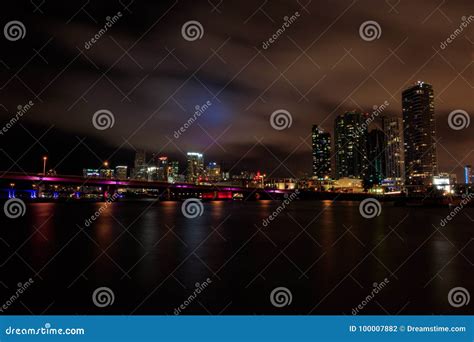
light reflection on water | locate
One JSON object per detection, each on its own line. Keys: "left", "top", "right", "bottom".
{"left": 2, "top": 200, "right": 473, "bottom": 314}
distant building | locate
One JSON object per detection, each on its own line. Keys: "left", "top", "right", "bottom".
{"left": 115, "top": 165, "right": 128, "bottom": 180}
{"left": 99, "top": 168, "right": 114, "bottom": 179}
{"left": 186, "top": 152, "right": 204, "bottom": 183}
{"left": 148, "top": 155, "right": 168, "bottom": 181}
{"left": 206, "top": 162, "right": 221, "bottom": 182}
{"left": 382, "top": 116, "right": 405, "bottom": 182}
{"left": 311, "top": 125, "right": 332, "bottom": 179}
{"left": 465, "top": 165, "right": 472, "bottom": 184}
{"left": 332, "top": 177, "right": 364, "bottom": 193}
{"left": 402, "top": 81, "right": 437, "bottom": 188}
{"left": 167, "top": 161, "right": 179, "bottom": 183}
{"left": 334, "top": 111, "right": 369, "bottom": 179}
{"left": 133, "top": 149, "right": 147, "bottom": 180}
{"left": 366, "top": 128, "right": 386, "bottom": 187}
{"left": 83, "top": 168, "right": 100, "bottom": 178}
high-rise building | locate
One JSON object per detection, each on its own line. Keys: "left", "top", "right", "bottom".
{"left": 311, "top": 125, "right": 331, "bottom": 179}
{"left": 383, "top": 116, "right": 405, "bottom": 182}
{"left": 334, "top": 111, "right": 369, "bottom": 179}
{"left": 149, "top": 155, "right": 168, "bottom": 181}
{"left": 366, "top": 128, "right": 386, "bottom": 187}
{"left": 402, "top": 81, "right": 437, "bottom": 188}
{"left": 133, "top": 149, "right": 147, "bottom": 180}
{"left": 167, "top": 161, "right": 179, "bottom": 183}
{"left": 115, "top": 165, "right": 128, "bottom": 180}
{"left": 465, "top": 165, "right": 472, "bottom": 184}
{"left": 186, "top": 152, "right": 204, "bottom": 183}
{"left": 206, "top": 162, "right": 221, "bottom": 182}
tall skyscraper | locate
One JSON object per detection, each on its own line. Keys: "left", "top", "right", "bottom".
{"left": 186, "top": 152, "right": 204, "bottom": 183}
{"left": 366, "top": 128, "right": 386, "bottom": 187}
{"left": 133, "top": 149, "right": 147, "bottom": 180}
{"left": 311, "top": 125, "right": 332, "bottom": 179}
{"left": 334, "top": 111, "right": 369, "bottom": 179}
{"left": 402, "top": 81, "right": 437, "bottom": 188}
{"left": 167, "top": 161, "right": 179, "bottom": 183}
{"left": 382, "top": 116, "right": 405, "bottom": 182}
{"left": 465, "top": 165, "right": 472, "bottom": 184}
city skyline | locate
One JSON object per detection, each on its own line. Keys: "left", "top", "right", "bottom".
{"left": 0, "top": 0, "right": 472, "bottom": 182}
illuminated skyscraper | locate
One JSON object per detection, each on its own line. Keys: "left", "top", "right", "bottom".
{"left": 167, "top": 161, "right": 179, "bottom": 183}
{"left": 206, "top": 162, "right": 221, "bottom": 182}
{"left": 334, "top": 111, "right": 369, "bottom": 179}
{"left": 186, "top": 152, "right": 204, "bottom": 183}
{"left": 383, "top": 116, "right": 405, "bottom": 182}
{"left": 465, "top": 165, "right": 472, "bottom": 184}
{"left": 311, "top": 125, "right": 331, "bottom": 179}
{"left": 366, "top": 128, "right": 386, "bottom": 187}
{"left": 402, "top": 81, "right": 437, "bottom": 188}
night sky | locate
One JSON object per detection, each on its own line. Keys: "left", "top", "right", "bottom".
{"left": 0, "top": 0, "right": 472, "bottom": 178}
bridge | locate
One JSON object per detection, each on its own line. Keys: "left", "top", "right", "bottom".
{"left": 0, "top": 172, "right": 292, "bottom": 201}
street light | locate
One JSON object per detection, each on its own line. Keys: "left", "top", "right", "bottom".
{"left": 103, "top": 161, "right": 109, "bottom": 168}
{"left": 42, "top": 156, "right": 48, "bottom": 175}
